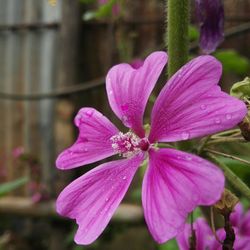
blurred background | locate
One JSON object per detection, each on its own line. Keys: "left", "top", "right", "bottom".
{"left": 0, "top": 0, "right": 250, "bottom": 249}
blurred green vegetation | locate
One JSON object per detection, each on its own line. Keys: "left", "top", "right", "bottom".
{"left": 0, "top": 177, "right": 28, "bottom": 197}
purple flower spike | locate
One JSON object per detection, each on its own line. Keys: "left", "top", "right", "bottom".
{"left": 56, "top": 52, "right": 247, "bottom": 245}
{"left": 195, "top": 0, "right": 224, "bottom": 54}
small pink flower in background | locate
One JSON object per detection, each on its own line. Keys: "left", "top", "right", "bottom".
{"left": 177, "top": 204, "right": 250, "bottom": 249}
{"left": 56, "top": 51, "right": 247, "bottom": 245}
{"left": 12, "top": 147, "right": 24, "bottom": 158}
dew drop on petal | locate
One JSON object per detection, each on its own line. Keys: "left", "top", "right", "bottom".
{"left": 197, "top": 158, "right": 202, "bottom": 163}
{"left": 181, "top": 131, "right": 190, "bottom": 140}
{"left": 214, "top": 118, "right": 221, "bottom": 124}
{"left": 75, "top": 114, "right": 82, "bottom": 126}
{"left": 105, "top": 197, "right": 109, "bottom": 202}
{"left": 85, "top": 109, "right": 94, "bottom": 117}
{"left": 121, "top": 115, "right": 131, "bottom": 127}
{"left": 109, "top": 90, "right": 113, "bottom": 95}
{"left": 200, "top": 104, "right": 207, "bottom": 110}
{"left": 186, "top": 155, "right": 192, "bottom": 161}
{"left": 226, "top": 114, "right": 232, "bottom": 120}
{"left": 122, "top": 175, "right": 127, "bottom": 180}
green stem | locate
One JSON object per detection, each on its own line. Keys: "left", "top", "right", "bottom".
{"left": 167, "top": 0, "right": 190, "bottom": 77}
{"left": 205, "top": 148, "right": 250, "bottom": 166}
{"left": 207, "top": 137, "right": 246, "bottom": 146}
{"left": 207, "top": 153, "right": 250, "bottom": 200}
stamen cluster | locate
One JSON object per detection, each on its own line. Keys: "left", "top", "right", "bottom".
{"left": 110, "top": 132, "right": 141, "bottom": 157}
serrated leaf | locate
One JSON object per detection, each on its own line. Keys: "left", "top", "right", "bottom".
{"left": 0, "top": 177, "right": 28, "bottom": 197}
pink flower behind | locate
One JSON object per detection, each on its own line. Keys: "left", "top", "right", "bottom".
{"left": 56, "top": 51, "right": 247, "bottom": 245}
{"left": 177, "top": 204, "right": 250, "bottom": 249}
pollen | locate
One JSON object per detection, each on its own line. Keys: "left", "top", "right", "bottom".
{"left": 110, "top": 132, "right": 150, "bottom": 157}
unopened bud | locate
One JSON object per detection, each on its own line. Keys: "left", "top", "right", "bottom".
{"left": 239, "top": 113, "right": 250, "bottom": 141}
{"left": 230, "top": 77, "right": 250, "bottom": 100}
{"left": 214, "top": 189, "right": 239, "bottom": 215}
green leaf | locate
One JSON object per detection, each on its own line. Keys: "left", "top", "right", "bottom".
{"left": 0, "top": 177, "right": 28, "bottom": 197}
{"left": 188, "top": 25, "right": 199, "bottom": 42}
{"left": 214, "top": 50, "right": 250, "bottom": 76}
{"left": 230, "top": 77, "right": 250, "bottom": 100}
{"left": 83, "top": 0, "right": 117, "bottom": 21}
{"left": 158, "top": 239, "right": 178, "bottom": 250}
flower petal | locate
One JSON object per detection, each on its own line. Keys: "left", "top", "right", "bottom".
{"left": 56, "top": 108, "right": 119, "bottom": 169}
{"left": 241, "top": 209, "right": 250, "bottom": 236}
{"left": 231, "top": 203, "right": 244, "bottom": 227}
{"left": 56, "top": 154, "right": 144, "bottom": 245}
{"left": 149, "top": 56, "right": 247, "bottom": 143}
{"left": 177, "top": 218, "right": 213, "bottom": 250}
{"left": 142, "top": 148, "right": 224, "bottom": 243}
{"left": 106, "top": 51, "right": 167, "bottom": 137}
{"left": 195, "top": 0, "right": 224, "bottom": 54}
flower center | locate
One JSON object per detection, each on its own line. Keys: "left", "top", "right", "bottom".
{"left": 110, "top": 132, "right": 150, "bottom": 157}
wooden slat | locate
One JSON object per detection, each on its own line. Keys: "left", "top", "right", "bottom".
{"left": 0, "top": 197, "right": 144, "bottom": 223}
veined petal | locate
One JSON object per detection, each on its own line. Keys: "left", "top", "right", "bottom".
{"left": 195, "top": 0, "right": 224, "bottom": 54}
{"left": 211, "top": 228, "right": 250, "bottom": 250}
{"left": 106, "top": 51, "right": 167, "bottom": 138}
{"left": 149, "top": 56, "right": 247, "bottom": 143}
{"left": 142, "top": 148, "right": 224, "bottom": 243}
{"left": 231, "top": 203, "right": 244, "bottom": 227}
{"left": 56, "top": 154, "right": 144, "bottom": 245}
{"left": 177, "top": 219, "right": 213, "bottom": 250}
{"left": 56, "top": 108, "right": 119, "bottom": 169}
{"left": 241, "top": 209, "right": 250, "bottom": 236}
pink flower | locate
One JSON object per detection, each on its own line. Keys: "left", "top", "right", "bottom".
{"left": 12, "top": 147, "right": 24, "bottom": 158}
{"left": 56, "top": 52, "right": 247, "bottom": 245}
{"left": 177, "top": 204, "right": 250, "bottom": 249}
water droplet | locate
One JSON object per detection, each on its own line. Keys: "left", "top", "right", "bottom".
{"left": 109, "top": 90, "right": 113, "bottom": 95}
{"left": 177, "top": 155, "right": 181, "bottom": 159}
{"left": 85, "top": 110, "right": 94, "bottom": 117}
{"left": 181, "top": 131, "right": 190, "bottom": 140}
{"left": 186, "top": 155, "right": 192, "bottom": 161}
{"left": 121, "top": 103, "right": 129, "bottom": 111}
{"left": 84, "top": 148, "right": 88, "bottom": 152}
{"left": 121, "top": 115, "right": 131, "bottom": 126}
{"left": 226, "top": 114, "right": 232, "bottom": 120}
{"left": 197, "top": 158, "right": 202, "bottom": 163}
{"left": 107, "top": 77, "right": 111, "bottom": 84}
{"left": 214, "top": 118, "right": 221, "bottom": 124}
{"left": 200, "top": 104, "right": 207, "bottom": 110}
{"left": 122, "top": 176, "right": 127, "bottom": 180}
{"left": 105, "top": 197, "right": 109, "bottom": 202}
{"left": 75, "top": 114, "right": 82, "bottom": 126}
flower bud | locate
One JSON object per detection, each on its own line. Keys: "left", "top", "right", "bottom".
{"left": 214, "top": 189, "right": 239, "bottom": 215}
